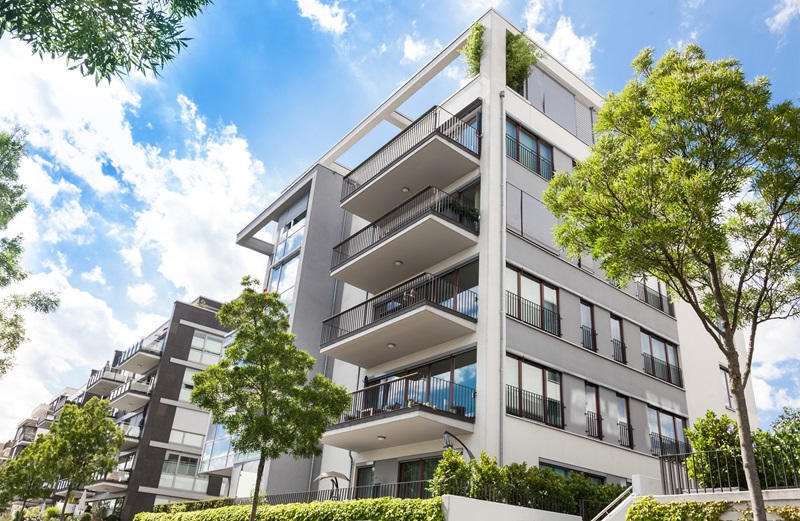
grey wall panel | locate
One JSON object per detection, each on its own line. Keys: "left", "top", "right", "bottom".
{"left": 521, "top": 191, "right": 558, "bottom": 250}
{"left": 552, "top": 148, "right": 573, "bottom": 175}
{"left": 526, "top": 68, "right": 545, "bottom": 111}
{"left": 507, "top": 183, "right": 522, "bottom": 234}
{"left": 575, "top": 100, "right": 593, "bottom": 146}
{"left": 542, "top": 73, "right": 577, "bottom": 135}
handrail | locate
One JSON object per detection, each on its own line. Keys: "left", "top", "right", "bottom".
{"left": 589, "top": 486, "right": 633, "bottom": 521}
{"left": 354, "top": 372, "right": 420, "bottom": 394}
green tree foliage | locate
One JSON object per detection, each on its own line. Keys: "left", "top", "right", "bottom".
{"left": 0, "top": 435, "right": 58, "bottom": 511}
{"left": 0, "top": 0, "right": 213, "bottom": 82}
{"left": 0, "top": 129, "right": 59, "bottom": 378}
{"left": 506, "top": 31, "right": 542, "bottom": 93}
{"left": 48, "top": 398, "right": 124, "bottom": 520}
{"left": 459, "top": 22, "right": 484, "bottom": 77}
{"left": 542, "top": 45, "right": 800, "bottom": 521}
{"left": 191, "top": 276, "right": 350, "bottom": 521}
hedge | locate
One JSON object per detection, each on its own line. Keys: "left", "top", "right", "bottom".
{"left": 136, "top": 497, "right": 444, "bottom": 521}
{"left": 153, "top": 498, "right": 235, "bottom": 514}
{"left": 627, "top": 496, "right": 800, "bottom": 521}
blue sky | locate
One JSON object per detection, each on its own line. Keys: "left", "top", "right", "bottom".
{"left": 0, "top": 0, "right": 798, "bottom": 441}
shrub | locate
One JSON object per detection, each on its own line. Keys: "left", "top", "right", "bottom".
{"left": 43, "top": 508, "right": 61, "bottom": 520}
{"left": 460, "top": 23, "right": 484, "bottom": 77}
{"left": 506, "top": 32, "right": 542, "bottom": 93}
{"left": 152, "top": 498, "right": 234, "bottom": 514}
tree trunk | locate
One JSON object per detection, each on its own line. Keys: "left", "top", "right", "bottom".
{"left": 728, "top": 355, "right": 767, "bottom": 521}
{"left": 60, "top": 486, "right": 72, "bottom": 521}
{"left": 249, "top": 453, "right": 267, "bottom": 521}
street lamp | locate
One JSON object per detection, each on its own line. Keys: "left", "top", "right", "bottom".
{"left": 442, "top": 430, "right": 475, "bottom": 461}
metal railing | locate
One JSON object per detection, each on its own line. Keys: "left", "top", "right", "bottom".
{"left": 506, "top": 385, "right": 563, "bottom": 428}
{"left": 612, "top": 339, "right": 626, "bottom": 364}
{"left": 341, "top": 105, "right": 480, "bottom": 201}
{"left": 119, "top": 422, "right": 142, "bottom": 438}
{"left": 37, "top": 411, "right": 56, "bottom": 426}
{"left": 618, "top": 422, "right": 634, "bottom": 449}
{"left": 109, "top": 378, "right": 152, "bottom": 403}
{"left": 506, "top": 134, "right": 554, "bottom": 181}
{"left": 650, "top": 432, "right": 691, "bottom": 457}
{"left": 91, "top": 469, "right": 130, "bottom": 484}
{"left": 321, "top": 273, "right": 478, "bottom": 345}
{"left": 635, "top": 282, "right": 675, "bottom": 316}
{"left": 660, "top": 444, "right": 800, "bottom": 495}
{"left": 585, "top": 411, "right": 602, "bottom": 439}
{"left": 506, "top": 291, "right": 560, "bottom": 335}
{"left": 336, "top": 373, "right": 476, "bottom": 424}
{"left": 586, "top": 487, "right": 633, "bottom": 521}
{"left": 87, "top": 366, "right": 130, "bottom": 390}
{"left": 581, "top": 326, "right": 596, "bottom": 351}
{"left": 332, "top": 186, "right": 480, "bottom": 269}
{"left": 643, "top": 353, "right": 683, "bottom": 387}
{"left": 117, "top": 337, "right": 163, "bottom": 367}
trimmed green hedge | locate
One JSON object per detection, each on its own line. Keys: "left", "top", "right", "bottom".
{"left": 153, "top": 498, "right": 235, "bottom": 514}
{"left": 627, "top": 496, "right": 800, "bottom": 521}
{"left": 136, "top": 497, "right": 443, "bottom": 521}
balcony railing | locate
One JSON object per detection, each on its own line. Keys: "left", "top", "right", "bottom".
{"left": 109, "top": 378, "right": 152, "bottom": 402}
{"left": 580, "top": 326, "right": 596, "bottom": 351}
{"left": 506, "top": 134, "right": 554, "bottom": 181}
{"left": 87, "top": 366, "right": 130, "bottom": 389}
{"left": 37, "top": 411, "right": 56, "bottom": 427}
{"left": 117, "top": 337, "right": 163, "bottom": 367}
{"left": 585, "top": 411, "right": 602, "bottom": 439}
{"left": 635, "top": 282, "right": 675, "bottom": 316}
{"left": 332, "top": 186, "right": 480, "bottom": 269}
{"left": 650, "top": 432, "right": 691, "bottom": 456}
{"left": 341, "top": 105, "right": 480, "bottom": 201}
{"left": 643, "top": 353, "right": 683, "bottom": 387}
{"left": 91, "top": 469, "right": 130, "bottom": 484}
{"left": 119, "top": 422, "right": 142, "bottom": 438}
{"left": 660, "top": 444, "right": 800, "bottom": 495}
{"left": 612, "top": 339, "right": 627, "bottom": 364}
{"left": 505, "top": 291, "right": 560, "bottom": 336}
{"left": 506, "top": 385, "right": 563, "bottom": 428}
{"left": 618, "top": 422, "right": 633, "bottom": 448}
{"left": 336, "top": 373, "right": 475, "bottom": 424}
{"left": 321, "top": 273, "right": 478, "bottom": 345}
{"left": 52, "top": 396, "right": 70, "bottom": 413}
{"left": 15, "top": 430, "right": 36, "bottom": 443}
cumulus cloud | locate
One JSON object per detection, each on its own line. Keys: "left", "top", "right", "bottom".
{"left": 118, "top": 246, "right": 143, "bottom": 278}
{"left": 765, "top": 0, "right": 799, "bottom": 34}
{"left": 459, "top": 0, "right": 505, "bottom": 14}
{"left": 81, "top": 266, "right": 107, "bottom": 285}
{"left": 401, "top": 35, "right": 443, "bottom": 64}
{"left": 127, "top": 283, "right": 156, "bottom": 306}
{"left": 296, "top": 0, "right": 348, "bottom": 35}
{"left": 523, "top": 0, "right": 596, "bottom": 80}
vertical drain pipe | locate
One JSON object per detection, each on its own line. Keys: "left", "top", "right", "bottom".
{"left": 498, "top": 89, "right": 506, "bottom": 466}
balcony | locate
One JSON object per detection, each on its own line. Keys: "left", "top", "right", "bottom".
{"left": 505, "top": 291, "right": 560, "bottom": 336}
{"left": 506, "top": 134, "right": 554, "bottom": 181}
{"left": 331, "top": 186, "right": 480, "bottom": 293}
{"left": 585, "top": 411, "right": 602, "bottom": 439}
{"left": 321, "top": 374, "right": 475, "bottom": 452}
{"left": 87, "top": 367, "right": 130, "bottom": 397}
{"left": 87, "top": 470, "right": 130, "bottom": 493}
{"left": 321, "top": 273, "right": 478, "bottom": 368}
{"left": 649, "top": 432, "right": 691, "bottom": 456}
{"left": 612, "top": 339, "right": 627, "bottom": 364}
{"left": 635, "top": 282, "right": 675, "bottom": 316}
{"left": 119, "top": 422, "right": 142, "bottom": 451}
{"left": 116, "top": 337, "right": 163, "bottom": 374}
{"left": 109, "top": 379, "right": 152, "bottom": 412}
{"left": 37, "top": 410, "right": 56, "bottom": 429}
{"left": 618, "top": 422, "right": 634, "bottom": 449}
{"left": 580, "top": 326, "right": 596, "bottom": 352}
{"left": 341, "top": 105, "right": 481, "bottom": 221}
{"left": 642, "top": 353, "right": 683, "bottom": 387}
{"left": 506, "top": 385, "right": 563, "bottom": 428}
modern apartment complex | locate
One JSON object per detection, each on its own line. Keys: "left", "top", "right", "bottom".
{"left": 213, "top": 8, "right": 758, "bottom": 497}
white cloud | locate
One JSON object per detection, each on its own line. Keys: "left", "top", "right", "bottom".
{"left": 296, "top": 0, "right": 348, "bottom": 35}
{"left": 753, "top": 376, "right": 800, "bottom": 414}
{"left": 460, "top": 0, "right": 505, "bottom": 14}
{"left": 765, "top": 0, "right": 799, "bottom": 34}
{"left": 118, "top": 246, "right": 143, "bottom": 278}
{"left": 178, "top": 94, "right": 206, "bottom": 138}
{"left": 401, "top": 35, "right": 443, "bottom": 64}
{"left": 523, "top": 0, "right": 595, "bottom": 80}
{"left": 40, "top": 199, "right": 96, "bottom": 244}
{"left": 127, "top": 283, "right": 156, "bottom": 307}
{"left": 81, "top": 266, "right": 107, "bottom": 285}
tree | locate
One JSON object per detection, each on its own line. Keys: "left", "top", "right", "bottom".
{"left": 0, "top": 435, "right": 58, "bottom": 511}
{"left": 47, "top": 397, "right": 124, "bottom": 520}
{"left": 0, "top": 129, "right": 59, "bottom": 378}
{"left": 543, "top": 44, "right": 800, "bottom": 521}
{"left": 191, "top": 276, "right": 350, "bottom": 521}
{"left": 0, "top": 0, "right": 214, "bottom": 82}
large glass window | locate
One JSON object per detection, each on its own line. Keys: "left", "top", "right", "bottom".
{"left": 641, "top": 331, "right": 682, "bottom": 386}
{"left": 189, "top": 331, "right": 223, "bottom": 365}
{"left": 273, "top": 196, "right": 308, "bottom": 264}
{"left": 398, "top": 457, "right": 440, "bottom": 498}
{"left": 585, "top": 383, "right": 601, "bottom": 439}
{"left": 506, "top": 355, "right": 563, "bottom": 428}
{"left": 611, "top": 316, "right": 626, "bottom": 363}
{"left": 506, "top": 118, "right": 554, "bottom": 180}
{"left": 159, "top": 453, "right": 208, "bottom": 492}
{"left": 617, "top": 394, "right": 633, "bottom": 448}
{"left": 580, "top": 302, "right": 595, "bottom": 351}
{"left": 720, "top": 367, "right": 734, "bottom": 409}
{"left": 179, "top": 368, "right": 199, "bottom": 402}
{"left": 648, "top": 407, "right": 689, "bottom": 455}
{"left": 506, "top": 265, "right": 559, "bottom": 335}
{"left": 267, "top": 253, "right": 300, "bottom": 309}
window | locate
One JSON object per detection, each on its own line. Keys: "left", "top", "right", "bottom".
{"left": 179, "top": 368, "right": 199, "bottom": 402}
{"left": 641, "top": 331, "right": 682, "bottom": 387}
{"left": 539, "top": 463, "right": 604, "bottom": 485}
{"left": 273, "top": 196, "right": 307, "bottom": 264}
{"left": 616, "top": 395, "right": 633, "bottom": 448}
{"left": 398, "top": 457, "right": 440, "bottom": 498}
{"left": 610, "top": 316, "right": 626, "bottom": 363}
{"left": 580, "top": 302, "right": 595, "bottom": 351}
{"left": 355, "top": 467, "right": 375, "bottom": 499}
{"left": 169, "top": 429, "right": 205, "bottom": 447}
{"left": 720, "top": 366, "right": 734, "bottom": 409}
{"left": 585, "top": 383, "right": 601, "bottom": 439}
{"left": 505, "top": 265, "right": 559, "bottom": 335}
{"left": 159, "top": 453, "right": 209, "bottom": 492}
{"left": 648, "top": 407, "right": 689, "bottom": 456}
{"left": 506, "top": 119, "right": 554, "bottom": 180}
{"left": 189, "top": 331, "right": 223, "bottom": 365}
{"left": 267, "top": 253, "right": 300, "bottom": 309}
{"left": 506, "top": 355, "right": 563, "bottom": 428}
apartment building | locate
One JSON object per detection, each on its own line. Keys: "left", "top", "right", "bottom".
{"left": 208, "top": 9, "right": 758, "bottom": 497}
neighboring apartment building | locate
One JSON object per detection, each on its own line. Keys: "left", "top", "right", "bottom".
{"left": 211, "top": 8, "right": 759, "bottom": 497}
